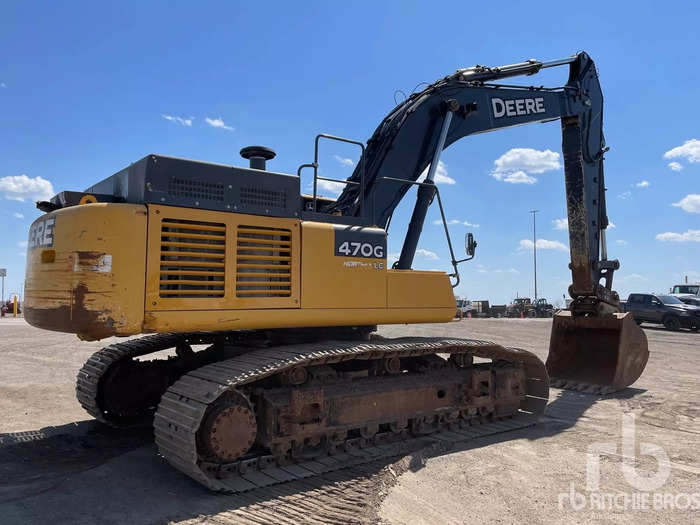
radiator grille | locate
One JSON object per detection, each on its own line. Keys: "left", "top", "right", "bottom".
{"left": 168, "top": 178, "right": 225, "bottom": 202}
{"left": 236, "top": 225, "right": 292, "bottom": 297}
{"left": 159, "top": 219, "right": 226, "bottom": 298}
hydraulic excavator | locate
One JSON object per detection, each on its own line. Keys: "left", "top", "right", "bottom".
{"left": 23, "top": 51, "right": 648, "bottom": 492}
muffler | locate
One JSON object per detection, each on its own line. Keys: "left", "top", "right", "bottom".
{"left": 546, "top": 310, "right": 649, "bottom": 392}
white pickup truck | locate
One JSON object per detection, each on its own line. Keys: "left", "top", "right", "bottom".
{"left": 670, "top": 283, "right": 700, "bottom": 306}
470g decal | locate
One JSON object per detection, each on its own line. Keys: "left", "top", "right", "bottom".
{"left": 337, "top": 241, "right": 384, "bottom": 258}
{"left": 333, "top": 226, "right": 386, "bottom": 260}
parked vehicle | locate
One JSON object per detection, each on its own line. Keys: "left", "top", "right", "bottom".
{"left": 669, "top": 283, "right": 700, "bottom": 306}
{"left": 533, "top": 298, "right": 554, "bottom": 318}
{"left": 679, "top": 296, "right": 700, "bottom": 307}
{"left": 623, "top": 293, "right": 700, "bottom": 331}
{"left": 489, "top": 304, "right": 507, "bottom": 318}
{"left": 670, "top": 284, "right": 700, "bottom": 296}
{"left": 507, "top": 297, "right": 532, "bottom": 317}
{"left": 455, "top": 298, "right": 475, "bottom": 317}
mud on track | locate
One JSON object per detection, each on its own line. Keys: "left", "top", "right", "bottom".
{"left": 0, "top": 318, "right": 698, "bottom": 524}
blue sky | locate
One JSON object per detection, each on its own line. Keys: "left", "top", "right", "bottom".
{"left": 1, "top": 1, "right": 698, "bottom": 305}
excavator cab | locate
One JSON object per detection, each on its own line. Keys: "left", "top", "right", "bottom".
{"left": 547, "top": 311, "right": 649, "bottom": 392}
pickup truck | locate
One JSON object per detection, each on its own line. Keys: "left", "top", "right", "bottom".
{"left": 622, "top": 293, "right": 700, "bottom": 331}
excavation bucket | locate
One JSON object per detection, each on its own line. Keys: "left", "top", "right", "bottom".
{"left": 546, "top": 310, "right": 649, "bottom": 392}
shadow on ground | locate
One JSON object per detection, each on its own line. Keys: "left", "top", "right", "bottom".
{"left": 0, "top": 387, "right": 649, "bottom": 524}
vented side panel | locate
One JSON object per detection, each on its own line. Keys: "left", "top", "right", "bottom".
{"left": 159, "top": 219, "right": 226, "bottom": 298}
{"left": 146, "top": 205, "right": 300, "bottom": 312}
{"left": 236, "top": 226, "right": 292, "bottom": 298}
{"left": 240, "top": 186, "right": 288, "bottom": 209}
{"left": 168, "top": 178, "right": 225, "bottom": 202}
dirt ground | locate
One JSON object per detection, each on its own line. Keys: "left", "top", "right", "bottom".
{"left": 0, "top": 317, "right": 697, "bottom": 524}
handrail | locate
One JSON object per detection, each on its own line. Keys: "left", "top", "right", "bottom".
{"left": 308, "top": 134, "right": 366, "bottom": 216}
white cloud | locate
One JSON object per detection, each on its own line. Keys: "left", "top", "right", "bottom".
{"left": 432, "top": 219, "right": 480, "bottom": 228}
{"left": 415, "top": 248, "right": 438, "bottom": 260}
{"left": 12, "top": 212, "right": 24, "bottom": 219}
{"left": 316, "top": 179, "right": 345, "bottom": 195}
{"left": 19, "top": 251, "right": 26, "bottom": 257}
{"left": 672, "top": 194, "right": 700, "bottom": 213}
{"left": 655, "top": 230, "right": 700, "bottom": 243}
{"left": 608, "top": 221, "right": 616, "bottom": 229}
{"left": 492, "top": 170, "right": 537, "bottom": 184}
{"left": 18, "top": 240, "right": 27, "bottom": 248}
{"left": 0, "top": 82, "right": 6, "bottom": 88}
{"left": 616, "top": 239, "right": 628, "bottom": 245}
{"left": 0, "top": 174, "right": 54, "bottom": 201}
{"left": 204, "top": 117, "right": 233, "bottom": 130}
{"left": 518, "top": 239, "right": 568, "bottom": 252}
{"left": 663, "top": 139, "right": 700, "bottom": 164}
{"left": 490, "top": 148, "right": 560, "bottom": 184}
{"left": 162, "top": 114, "right": 193, "bottom": 126}
{"left": 618, "top": 273, "right": 648, "bottom": 282}
{"left": 417, "top": 161, "right": 456, "bottom": 185}
{"left": 668, "top": 162, "right": 683, "bottom": 172}
{"left": 618, "top": 190, "right": 632, "bottom": 200}
{"left": 635, "top": 180, "right": 650, "bottom": 188}
{"left": 493, "top": 148, "right": 561, "bottom": 174}
{"left": 552, "top": 218, "right": 568, "bottom": 230}
{"left": 387, "top": 252, "right": 400, "bottom": 265}
{"left": 333, "top": 155, "right": 355, "bottom": 168}
{"left": 476, "top": 267, "right": 520, "bottom": 275}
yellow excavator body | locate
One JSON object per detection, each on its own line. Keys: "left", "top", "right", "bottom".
{"left": 24, "top": 202, "right": 455, "bottom": 341}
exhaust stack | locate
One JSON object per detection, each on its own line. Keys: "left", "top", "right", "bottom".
{"left": 240, "top": 146, "right": 276, "bottom": 171}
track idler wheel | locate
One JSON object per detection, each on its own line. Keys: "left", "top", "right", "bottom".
{"left": 197, "top": 391, "right": 257, "bottom": 463}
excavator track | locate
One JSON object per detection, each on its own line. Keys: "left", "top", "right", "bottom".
{"left": 153, "top": 337, "right": 548, "bottom": 493}
{"left": 75, "top": 333, "right": 227, "bottom": 428}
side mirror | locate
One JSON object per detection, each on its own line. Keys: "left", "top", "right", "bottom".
{"left": 465, "top": 232, "right": 477, "bottom": 257}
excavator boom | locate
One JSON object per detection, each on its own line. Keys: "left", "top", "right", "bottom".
{"left": 328, "top": 51, "right": 648, "bottom": 391}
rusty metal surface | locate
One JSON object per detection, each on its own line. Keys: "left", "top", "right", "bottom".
{"left": 152, "top": 337, "right": 549, "bottom": 492}
{"left": 75, "top": 333, "right": 226, "bottom": 428}
{"left": 546, "top": 310, "right": 649, "bottom": 392}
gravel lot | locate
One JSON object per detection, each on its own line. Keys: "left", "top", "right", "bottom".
{"left": 0, "top": 317, "right": 697, "bottom": 524}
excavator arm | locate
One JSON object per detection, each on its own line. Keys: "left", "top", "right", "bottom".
{"left": 327, "top": 51, "right": 647, "bottom": 391}
{"left": 329, "top": 52, "right": 613, "bottom": 310}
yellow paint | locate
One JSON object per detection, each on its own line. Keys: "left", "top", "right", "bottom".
{"left": 24, "top": 203, "right": 147, "bottom": 339}
{"left": 387, "top": 269, "right": 454, "bottom": 308}
{"left": 145, "top": 205, "right": 300, "bottom": 311}
{"left": 25, "top": 202, "right": 457, "bottom": 340}
{"left": 79, "top": 194, "right": 97, "bottom": 205}
{"left": 300, "top": 222, "right": 387, "bottom": 308}
{"left": 143, "top": 306, "right": 455, "bottom": 333}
